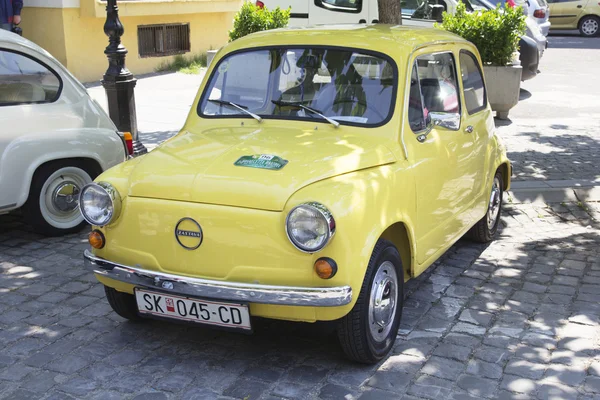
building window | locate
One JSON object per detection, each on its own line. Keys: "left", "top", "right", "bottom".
{"left": 138, "top": 23, "right": 190, "bottom": 58}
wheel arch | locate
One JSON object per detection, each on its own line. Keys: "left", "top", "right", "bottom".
{"left": 578, "top": 14, "right": 600, "bottom": 29}
{"left": 498, "top": 161, "right": 511, "bottom": 191}
{"left": 378, "top": 221, "right": 415, "bottom": 281}
{"left": 25, "top": 157, "right": 103, "bottom": 204}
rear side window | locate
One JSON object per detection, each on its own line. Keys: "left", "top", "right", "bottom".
{"left": 459, "top": 51, "right": 487, "bottom": 114}
{"left": 0, "top": 50, "right": 61, "bottom": 106}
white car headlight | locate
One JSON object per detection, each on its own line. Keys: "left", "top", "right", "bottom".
{"left": 79, "top": 182, "right": 121, "bottom": 226}
{"left": 286, "top": 202, "right": 335, "bottom": 253}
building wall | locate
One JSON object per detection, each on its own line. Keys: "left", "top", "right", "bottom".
{"left": 20, "top": 0, "right": 238, "bottom": 83}
{"left": 20, "top": 8, "right": 68, "bottom": 66}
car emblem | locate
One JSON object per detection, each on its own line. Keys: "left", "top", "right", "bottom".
{"left": 175, "top": 218, "right": 203, "bottom": 250}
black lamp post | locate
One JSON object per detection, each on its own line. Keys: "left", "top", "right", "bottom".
{"left": 102, "top": 0, "right": 146, "bottom": 154}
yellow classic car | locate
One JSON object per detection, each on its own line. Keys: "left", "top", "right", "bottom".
{"left": 547, "top": 0, "right": 600, "bottom": 36}
{"left": 79, "top": 25, "right": 511, "bottom": 364}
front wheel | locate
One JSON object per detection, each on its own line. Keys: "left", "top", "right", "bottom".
{"left": 579, "top": 16, "right": 600, "bottom": 37}
{"left": 105, "top": 286, "right": 144, "bottom": 322}
{"left": 337, "top": 239, "right": 404, "bottom": 364}
{"left": 469, "top": 171, "right": 504, "bottom": 243}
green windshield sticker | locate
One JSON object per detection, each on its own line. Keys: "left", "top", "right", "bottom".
{"left": 234, "top": 154, "right": 288, "bottom": 171}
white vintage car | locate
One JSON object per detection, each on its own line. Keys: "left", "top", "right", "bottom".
{"left": 0, "top": 30, "right": 129, "bottom": 235}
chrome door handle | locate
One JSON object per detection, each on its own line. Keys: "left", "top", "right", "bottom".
{"left": 465, "top": 125, "right": 474, "bottom": 133}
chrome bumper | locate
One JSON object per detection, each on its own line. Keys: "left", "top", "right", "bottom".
{"left": 84, "top": 250, "right": 352, "bottom": 307}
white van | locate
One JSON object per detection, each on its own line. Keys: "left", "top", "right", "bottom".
{"left": 256, "top": 0, "right": 453, "bottom": 27}
{"left": 256, "top": 0, "right": 379, "bottom": 25}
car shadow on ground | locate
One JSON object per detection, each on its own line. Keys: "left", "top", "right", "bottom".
{"left": 506, "top": 124, "right": 600, "bottom": 182}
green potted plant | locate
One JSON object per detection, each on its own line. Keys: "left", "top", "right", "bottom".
{"left": 438, "top": 2, "right": 526, "bottom": 119}
{"left": 207, "top": 2, "right": 290, "bottom": 66}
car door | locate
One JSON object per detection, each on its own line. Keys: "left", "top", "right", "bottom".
{"left": 404, "top": 49, "right": 477, "bottom": 268}
{"left": 457, "top": 49, "right": 492, "bottom": 225}
{"left": 309, "top": 0, "right": 371, "bottom": 24}
{"left": 547, "top": 0, "right": 587, "bottom": 27}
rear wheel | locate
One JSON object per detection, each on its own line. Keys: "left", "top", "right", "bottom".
{"left": 23, "top": 160, "right": 99, "bottom": 236}
{"left": 337, "top": 239, "right": 404, "bottom": 364}
{"left": 579, "top": 16, "right": 600, "bottom": 37}
{"left": 470, "top": 171, "right": 503, "bottom": 243}
{"left": 105, "top": 286, "right": 144, "bottom": 322}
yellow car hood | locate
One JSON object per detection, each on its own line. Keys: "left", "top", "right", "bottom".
{"left": 128, "top": 126, "right": 396, "bottom": 211}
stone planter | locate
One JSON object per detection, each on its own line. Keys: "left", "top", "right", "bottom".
{"left": 206, "top": 49, "right": 219, "bottom": 67}
{"left": 483, "top": 65, "right": 522, "bottom": 120}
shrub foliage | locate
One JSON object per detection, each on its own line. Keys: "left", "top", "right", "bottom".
{"left": 229, "top": 2, "right": 291, "bottom": 42}
{"left": 438, "top": 2, "right": 526, "bottom": 66}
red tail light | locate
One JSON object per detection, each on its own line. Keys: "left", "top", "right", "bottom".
{"left": 124, "top": 132, "right": 134, "bottom": 156}
{"left": 256, "top": 0, "right": 265, "bottom": 8}
{"left": 533, "top": 9, "right": 546, "bottom": 18}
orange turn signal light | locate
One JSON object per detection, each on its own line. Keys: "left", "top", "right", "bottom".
{"left": 89, "top": 230, "right": 106, "bottom": 249}
{"left": 315, "top": 257, "right": 337, "bottom": 279}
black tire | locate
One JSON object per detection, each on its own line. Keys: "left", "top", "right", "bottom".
{"left": 337, "top": 239, "right": 404, "bottom": 364}
{"left": 470, "top": 171, "right": 504, "bottom": 243}
{"left": 22, "top": 160, "right": 99, "bottom": 236}
{"left": 579, "top": 15, "right": 600, "bottom": 37}
{"left": 105, "top": 286, "right": 144, "bottom": 321}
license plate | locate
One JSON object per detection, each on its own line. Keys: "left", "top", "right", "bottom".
{"left": 134, "top": 288, "right": 251, "bottom": 331}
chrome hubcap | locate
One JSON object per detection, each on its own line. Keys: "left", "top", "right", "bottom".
{"left": 487, "top": 177, "right": 501, "bottom": 230}
{"left": 52, "top": 181, "right": 81, "bottom": 212}
{"left": 39, "top": 167, "right": 91, "bottom": 229}
{"left": 582, "top": 19, "right": 598, "bottom": 35}
{"left": 368, "top": 261, "right": 398, "bottom": 342}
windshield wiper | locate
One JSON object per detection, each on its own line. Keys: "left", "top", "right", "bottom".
{"left": 271, "top": 100, "right": 340, "bottom": 128}
{"left": 208, "top": 99, "right": 262, "bottom": 123}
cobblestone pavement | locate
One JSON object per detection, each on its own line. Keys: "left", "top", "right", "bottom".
{"left": 1, "top": 199, "right": 599, "bottom": 399}
{"left": 2, "top": 33, "right": 598, "bottom": 400}
{"left": 496, "top": 34, "right": 600, "bottom": 182}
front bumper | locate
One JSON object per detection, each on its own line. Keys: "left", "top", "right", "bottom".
{"left": 84, "top": 250, "right": 352, "bottom": 307}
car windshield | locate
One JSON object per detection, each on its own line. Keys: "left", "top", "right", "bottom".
{"left": 198, "top": 47, "right": 397, "bottom": 127}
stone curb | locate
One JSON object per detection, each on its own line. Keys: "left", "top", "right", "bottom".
{"left": 508, "top": 180, "right": 600, "bottom": 204}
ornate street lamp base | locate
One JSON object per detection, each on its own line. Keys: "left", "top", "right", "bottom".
{"left": 102, "top": 0, "right": 148, "bottom": 156}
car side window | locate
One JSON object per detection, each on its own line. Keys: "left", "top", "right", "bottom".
{"left": 459, "top": 51, "right": 487, "bottom": 114}
{"left": 0, "top": 50, "right": 61, "bottom": 106}
{"left": 408, "top": 52, "right": 461, "bottom": 133}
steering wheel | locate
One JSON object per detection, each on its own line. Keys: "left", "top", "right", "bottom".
{"left": 323, "top": 98, "right": 386, "bottom": 121}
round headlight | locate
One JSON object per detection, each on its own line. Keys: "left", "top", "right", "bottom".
{"left": 286, "top": 202, "right": 335, "bottom": 253}
{"left": 79, "top": 182, "right": 121, "bottom": 226}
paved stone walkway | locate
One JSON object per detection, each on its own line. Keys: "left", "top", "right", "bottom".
{"left": 1, "top": 33, "right": 599, "bottom": 400}
{"left": 1, "top": 199, "right": 599, "bottom": 399}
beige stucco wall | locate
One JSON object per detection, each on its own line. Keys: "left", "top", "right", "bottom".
{"left": 20, "top": 0, "right": 239, "bottom": 83}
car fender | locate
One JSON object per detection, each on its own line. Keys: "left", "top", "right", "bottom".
{"left": 0, "top": 128, "right": 125, "bottom": 210}
{"left": 282, "top": 163, "right": 418, "bottom": 320}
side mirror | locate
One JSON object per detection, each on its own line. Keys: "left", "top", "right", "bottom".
{"left": 430, "top": 112, "right": 460, "bottom": 130}
{"left": 430, "top": 4, "right": 445, "bottom": 22}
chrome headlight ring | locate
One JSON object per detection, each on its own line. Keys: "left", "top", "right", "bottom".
{"left": 285, "top": 202, "right": 336, "bottom": 253}
{"left": 79, "top": 182, "right": 122, "bottom": 227}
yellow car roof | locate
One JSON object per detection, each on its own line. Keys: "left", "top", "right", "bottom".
{"left": 225, "top": 24, "right": 469, "bottom": 57}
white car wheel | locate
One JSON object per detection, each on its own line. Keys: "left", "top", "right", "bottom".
{"left": 39, "top": 166, "right": 92, "bottom": 229}
{"left": 23, "top": 161, "right": 99, "bottom": 236}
